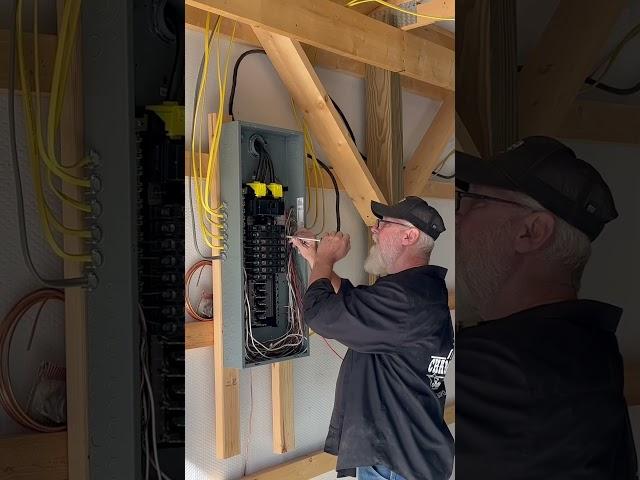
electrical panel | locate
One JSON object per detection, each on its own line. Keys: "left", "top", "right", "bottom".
{"left": 219, "top": 122, "right": 309, "bottom": 369}
{"left": 136, "top": 109, "right": 185, "bottom": 446}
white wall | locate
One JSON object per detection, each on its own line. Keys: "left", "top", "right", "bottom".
{"left": 185, "top": 29, "right": 455, "bottom": 479}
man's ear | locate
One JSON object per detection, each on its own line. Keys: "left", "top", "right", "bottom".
{"left": 402, "top": 227, "right": 421, "bottom": 246}
{"left": 514, "top": 211, "right": 555, "bottom": 253}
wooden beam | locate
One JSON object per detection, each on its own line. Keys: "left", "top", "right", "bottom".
{"left": 251, "top": 29, "right": 386, "bottom": 225}
{"left": 557, "top": 100, "right": 640, "bottom": 145}
{"left": 401, "top": 1, "right": 455, "bottom": 30}
{"left": 0, "top": 432, "right": 68, "bottom": 480}
{"left": 57, "top": 1, "right": 89, "bottom": 477}
{"left": 271, "top": 361, "right": 295, "bottom": 454}
{"left": 409, "top": 25, "right": 455, "bottom": 51}
{"left": 0, "top": 30, "right": 56, "bottom": 93}
{"left": 208, "top": 113, "right": 241, "bottom": 458}
{"left": 185, "top": 9, "right": 448, "bottom": 101}
{"left": 448, "top": 292, "right": 455, "bottom": 311}
{"left": 518, "top": 0, "right": 626, "bottom": 137}
{"left": 420, "top": 180, "right": 454, "bottom": 200}
{"left": 241, "top": 451, "right": 337, "bottom": 480}
{"left": 365, "top": 65, "right": 404, "bottom": 203}
{"left": 404, "top": 93, "right": 454, "bottom": 198}
{"left": 185, "top": 0, "right": 454, "bottom": 90}
{"left": 185, "top": 321, "right": 214, "bottom": 350}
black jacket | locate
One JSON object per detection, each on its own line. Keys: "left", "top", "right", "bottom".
{"left": 457, "top": 300, "right": 638, "bottom": 480}
{"left": 303, "top": 265, "right": 455, "bottom": 480}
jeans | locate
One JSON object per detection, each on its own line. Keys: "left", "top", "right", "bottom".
{"left": 357, "top": 465, "right": 407, "bottom": 480}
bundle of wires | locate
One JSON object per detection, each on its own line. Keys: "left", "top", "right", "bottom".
{"left": 138, "top": 304, "right": 173, "bottom": 480}
{"left": 189, "top": 14, "right": 238, "bottom": 260}
{"left": 0, "top": 289, "right": 66, "bottom": 432}
{"left": 9, "top": 0, "right": 93, "bottom": 287}
{"left": 243, "top": 208, "right": 308, "bottom": 363}
{"left": 251, "top": 136, "right": 276, "bottom": 184}
{"left": 185, "top": 260, "right": 213, "bottom": 322}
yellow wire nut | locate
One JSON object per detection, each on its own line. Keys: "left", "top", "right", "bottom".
{"left": 248, "top": 182, "right": 267, "bottom": 198}
{"left": 267, "top": 183, "right": 284, "bottom": 199}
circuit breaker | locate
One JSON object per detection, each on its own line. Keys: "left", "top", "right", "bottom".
{"left": 219, "top": 121, "right": 309, "bottom": 368}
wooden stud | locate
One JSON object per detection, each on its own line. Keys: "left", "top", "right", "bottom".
{"left": 271, "top": 361, "right": 295, "bottom": 453}
{"left": 240, "top": 451, "right": 337, "bottom": 480}
{"left": 455, "top": 111, "right": 480, "bottom": 156}
{"left": 404, "top": 93, "right": 454, "bottom": 198}
{"left": 444, "top": 404, "right": 455, "bottom": 425}
{"left": 57, "top": 1, "right": 89, "bottom": 477}
{"left": 251, "top": 28, "right": 386, "bottom": 225}
{"left": 0, "top": 432, "right": 68, "bottom": 480}
{"left": 365, "top": 64, "right": 404, "bottom": 203}
{"left": 207, "top": 113, "right": 241, "bottom": 458}
{"left": 518, "top": 0, "right": 626, "bottom": 137}
{"left": 0, "top": 30, "right": 56, "bottom": 93}
{"left": 185, "top": 321, "right": 214, "bottom": 350}
{"left": 185, "top": 0, "right": 454, "bottom": 90}
{"left": 557, "top": 100, "right": 640, "bottom": 145}
{"left": 409, "top": 25, "right": 455, "bottom": 51}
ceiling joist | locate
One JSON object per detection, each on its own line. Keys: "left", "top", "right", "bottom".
{"left": 184, "top": 0, "right": 454, "bottom": 90}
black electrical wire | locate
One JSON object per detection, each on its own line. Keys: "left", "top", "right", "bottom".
{"left": 8, "top": 0, "right": 89, "bottom": 288}
{"left": 227, "top": 48, "right": 368, "bottom": 161}
{"left": 310, "top": 156, "right": 340, "bottom": 232}
{"left": 583, "top": 76, "right": 640, "bottom": 96}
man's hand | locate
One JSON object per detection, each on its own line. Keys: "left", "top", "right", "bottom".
{"left": 290, "top": 228, "right": 318, "bottom": 267}
{"left": 316, "top": 231, "right": 351, "bottom": 265}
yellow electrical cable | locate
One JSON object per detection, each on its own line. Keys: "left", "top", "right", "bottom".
{"left": 346, "top": 0, "right": 454, "bottom": 21}
{"left": 16, "top": 0, "right": 91, "bottom": 261}
{"left": 22, "top": 0, "right": 89, "bottom": 188}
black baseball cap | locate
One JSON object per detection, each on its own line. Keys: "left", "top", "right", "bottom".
{"left": 456, "top": 136, "right": 618, "bottom": 241}
{"left": 371, "top": 196, "right": 446, "bottom": 240}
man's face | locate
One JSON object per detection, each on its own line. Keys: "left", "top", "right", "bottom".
{"left": 455, "top": 185, "right": 526, "bottom": 307}
{"left": 364, "top": 217, "right": 410, "bottom": 275}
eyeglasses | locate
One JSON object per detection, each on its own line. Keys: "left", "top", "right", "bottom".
{"left": 455, "top": 190, "right": 532, "bottom": 213}
{"left": 374, "top": 219, "right": 411, "bottom": 230}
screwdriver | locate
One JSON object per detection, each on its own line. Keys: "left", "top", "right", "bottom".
{"left": 285, "top": 235, "right": 320, "bottom": 243}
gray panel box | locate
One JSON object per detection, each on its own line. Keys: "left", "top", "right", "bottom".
{"left": 219, "top": 121, "right": 309, "bottom": 368}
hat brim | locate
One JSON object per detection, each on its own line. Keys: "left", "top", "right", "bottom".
{"left": 455, "top": 151, "right": 516, "bottom": 190}
{"left": 371, "top": 200, "right": 397, "bottom": 219}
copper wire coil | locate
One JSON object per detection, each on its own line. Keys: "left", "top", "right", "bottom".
{"left": 0, "top": 288, "right": 66, "bottom": 432}
{"left": 185, "top": 260, "right": 214, "bottom": 322}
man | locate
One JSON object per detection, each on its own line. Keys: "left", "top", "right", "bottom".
{"left": 291, "top": 197, "right": 454, "bottom": 480}
{"left": 455, "top": 136, "right": 638, "bottom": 479}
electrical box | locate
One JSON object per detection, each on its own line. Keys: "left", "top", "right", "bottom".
{"left": 219, "top": 121, "right": 309, "bottom": 369}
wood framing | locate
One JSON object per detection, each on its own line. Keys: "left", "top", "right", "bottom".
{"left": 186, "top": 321, "right": 214, "bottom": 350}
{"left": 271, "top": 361, "right": 295, "bottom": 453}
{"left": 0, "top": 30, "right": 56, "bottom": 93}
{"left": 184, "top": 7, "right": 448, "bottom": 101}
{"left": 518, "top": 0, "right": 626, "bottom": 137}
{"left": 57, "top": 0, "right": 89, "bottom": 477}
{"left": 0, "top": 432, "right": 68, "bottom": 480}
{"left": 208, "top": 113, "right": 241, "bottom": 458}
{"left": 557, "top": 100, "right": 640, "bottom": 145}
{"left": 404, "top": 93, "right": 454, "bottom": 198}
{"left": 185, "top": 0, "right": 454, "bottom": 90}
{"left": 401, "top": 1, "right": 455, "bottom": 30}
{"left": 251, "top": 28, "right": 386, "bottom": 225}
{"left": 241, "top": 451, "right": 337, "bottom": 480}
{"left": 365, "top": 65, "right": 404, "bottom": 203}
{"left": 455, "top": 111, "right": 479, "bottom": 156}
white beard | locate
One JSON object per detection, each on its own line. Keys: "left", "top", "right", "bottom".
{"left": 364, "top": 243, "right": 388, "bottom": 276}
{"left": 364, "top": 240, "right": 402, "bottom": 276}
{"left": 457, "top": 221, "right": 515, "bottom": 312}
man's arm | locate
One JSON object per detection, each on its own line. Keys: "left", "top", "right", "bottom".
{"left": 290, "top": 229, "right": 343, "bottom": 293}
